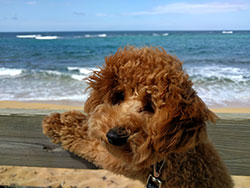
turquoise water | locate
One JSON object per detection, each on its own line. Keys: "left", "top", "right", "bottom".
{"left": 0, "top": 31, "right": 250, "bottom": 107}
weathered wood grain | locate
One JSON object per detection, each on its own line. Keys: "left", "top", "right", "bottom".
{"left": 207, "top": 117, "right": 250, "bottom": 176}
{"left": 0, "top": 114, "right": 97, "bottom": 169}
{"left": 0, "top": 114, "right": 249, "bottom": 175}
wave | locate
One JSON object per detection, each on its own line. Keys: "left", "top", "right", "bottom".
{"left": 16, "top": 34, "right": 41, "bottom": 39}
{"left": 0, "top": 67, "right": 86, "bottom": 82}
{"left": 84, "top": 33, "right": 107, "bottom": 38}
{"left": 0, "top": 66, "right": 98, "bottom": 83}
{"left": 187, "top": 65, "right": 250, "bottom": 84}
{"left": 68, "top": 67, "right": 99, "bottom": 81}
{"left": 30, "top": 68, "right": 96, "bottom": 81}
{"left": 71, "top": 74, "right": 86, "bottom": 81}
{"left": 35, "top": 36, "right": 59, "bottom": 40}
{"left": 38, "top": 69, "right": 88, "bottom": 81}
{"left": 38, "top": 70, "right": 63, "bottom": 77}
{"left": 152, "top": 33, "right": 168, "bottom": 37}
{"left": 34, "top": 95, "right": 87, "bottom": 102}
{"left": 98, "top": 34, "right": 107, "bottom": 37}
{"left": 222, "top": 31, "right": 233, "bottom": 34}
{"left": 193, "top": 84, "right": 250, "bottom": 107}
{"left": 2, "top": 63, "right": 250, "bottom": 108}
{"left": 0, "top": 68, "right": 89, "bottom": 103}
{"left": 0, "top": 67, "right": 23, "bottom": 77}
{"left": 84, "top": 34, "right": 92, "bottom": 38}
{"left": 16, "top": 34, "right": 59, "bottom": 40}
{"left": 67, "top": 67, "right": 99, "bottom": 74}
{"left": 186, "top": 65, "right": 250, "bottom": 107}
{"left": 0, "top": 93, "right": 88, "bottom": 103}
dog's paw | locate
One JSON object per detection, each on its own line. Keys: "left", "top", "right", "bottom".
{"left": 60, "top": 110, "right": 87, "bottom": 126}
{"left": 42, "top": 113, "right": 63, "bottom": 144}
{"left": 42, "top": 111, "right": 88, "bottom": 144}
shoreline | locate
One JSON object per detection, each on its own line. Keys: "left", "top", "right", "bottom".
{"left": 0, "top": 100, "right": 83, "bottom": 111}
{"left": 1, "top": 100, "right": 250, "bottom": 114}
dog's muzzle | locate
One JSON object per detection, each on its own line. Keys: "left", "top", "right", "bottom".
{"left": 106, "top": 127, "right": 129, "bottom": 146}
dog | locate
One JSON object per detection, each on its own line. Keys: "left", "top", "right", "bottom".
{"left": 43, "top": 46, "right": 233, "bottom": 188}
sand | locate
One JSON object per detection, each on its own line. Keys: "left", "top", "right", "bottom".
{"left": 0, "top": 166, "right": 143, "bottom": 188}
{"left": 0, "top": 166, "right": 249, "bottom": 188}
{"left": 0, "top": 101, "right": 83, "bottom": 111}
{"left": 0, "top": 100, "right": 250, "bottom": 188}
{"left": 1, "top": 100, "right": 250, "bottom": 113}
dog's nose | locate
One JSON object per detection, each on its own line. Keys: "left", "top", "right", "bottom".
{"left": 106, "top": 127, "right": 129, "bottom": 146}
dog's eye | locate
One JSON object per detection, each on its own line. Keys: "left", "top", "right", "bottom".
{"left": 141, "top": 95, "right": 155, "bottom": 113}
{"left": 111, "top": 91, "right": 125, "bottom": 105}
{"left": 143, "top": 101, "right": 155, "bottom": 113}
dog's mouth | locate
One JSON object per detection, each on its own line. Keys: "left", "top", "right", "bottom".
{"left": 106, "top": 127, "right": 129, "bottom": 146}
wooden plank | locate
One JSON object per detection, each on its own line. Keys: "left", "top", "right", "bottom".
{"left": 207, "top": 118, "right": 250, "bottom": 176}
{"left": 0, "top": 114, "right": 249, "bottom": 175}
{"left": 0, "top": 114, "right": 97, "bottom": 169}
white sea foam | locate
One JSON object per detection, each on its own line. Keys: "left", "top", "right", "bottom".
{"left": 194, "top": 83, "right": 250, "bottom": 108}
{"left": 79, "top": 68, "right": 99, "bottom": 74}
{"left": 222, "top": 31, "right": 233, "bottom": 34}
{"left": 98, "top": 33, "right": 107, "bottom": 37}
{"left": 6, "top": 94, "right": 88, "bottom": 103}
{"left": 71, "top": 74, "right": 86, "bottom": 81}
{"left": 67, "top": 67, "right": 80, "bottom": 71}
{"left": 186, "top": 64, "right": 250, "bottom": 107}
{"left": 17, "top": 34, "right": 59, "bottom": 40}
{"left": 84, "top": 34, "right": 107, "bottom": 38}
{"left": 35, "top": 36, "right": 58, "bottom": 40}
{"left": 67, "top": 67, "right": 99, "bottom": 74}
{"left": 162, "top": 33, "right": 169, "bottom": 36}
{"left": 41, "top": 70, "right": 62, "bottom": 76}
{"left": 16, "top": 34, "right": 41, "bottom": 39}
{"left": 187, "top": 65, "right": 250, "bottom": 83}
{"left": 67, "top": 67, "right": 99, "bottom": 81}
{"left": 0, "top": 67, "right": 23, "bottom": 77}
{"left": 84, "top": 34, "right": 92, "bottom": 38}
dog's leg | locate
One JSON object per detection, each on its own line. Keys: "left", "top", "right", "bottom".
{"left": 42, "top": 111, "right": 148, "bottom": 182}
{"left": 42, "top": 111, "right": 106, "bottom": 166}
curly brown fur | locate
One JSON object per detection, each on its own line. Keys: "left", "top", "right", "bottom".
{"left": 43, "top": 46, "right": 233, "bottom": 188}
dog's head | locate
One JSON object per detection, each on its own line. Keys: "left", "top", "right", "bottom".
{"left": 85, "top": 46, "right": 216, "bottom": 167}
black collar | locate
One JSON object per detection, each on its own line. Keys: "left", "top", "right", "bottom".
{"left": 146, "top": 160, "right": 165, "bottom": 188}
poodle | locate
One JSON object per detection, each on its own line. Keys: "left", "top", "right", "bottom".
{"left": 43, "top": 46, "right": 233, "bottom": 188}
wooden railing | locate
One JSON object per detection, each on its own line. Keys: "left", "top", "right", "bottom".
{"left": 0, "top": 113, "right": 249, "bottom": 175}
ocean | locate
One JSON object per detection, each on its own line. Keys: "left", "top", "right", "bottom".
{"left": 0, "top": 31, "right": 250, "bottom": 108}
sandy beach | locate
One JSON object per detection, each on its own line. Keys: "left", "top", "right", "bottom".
{"left": 0, "top": 166, "right": 249, "bottom": 188}
{"left": 0, "top": 100, "right": 250, "bottom": 188}
{"left": 0, "top": 101, "right": 83, "bottom": 111}
{"left": 1, "top": 100, "right": 250, "bottom": 113}
{"left": 0, "top": 166, "right": 144, "bottom": 188}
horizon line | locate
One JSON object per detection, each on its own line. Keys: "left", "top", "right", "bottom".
{"left": 1, "top": 29, "right": 250, "bottom": 33}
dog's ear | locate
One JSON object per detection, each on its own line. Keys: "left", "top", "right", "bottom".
{"left": 84, "top": 90, "right": 104, "bottom": 113}
{"left": 152, "top": 93, "right": 216, "bottom": 156}
{"left": 84, "top": 64, "right": 118, "bottom": 113}
{"left": 84, "top": 49, "right": 128, "bottom": 113}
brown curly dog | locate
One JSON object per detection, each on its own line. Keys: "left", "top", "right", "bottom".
{"left": 43, "top": 47, "right": 233, "bottom": 188}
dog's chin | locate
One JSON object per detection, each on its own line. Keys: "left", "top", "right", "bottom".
{"left": 104, "top": 139, "right": 133, "bottom": 161}
{"left": 104, "top": 135, "right": 155, "bottom": 167}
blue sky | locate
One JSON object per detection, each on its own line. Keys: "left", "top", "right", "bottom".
{"left": 0, "top": 0, "right": 250, "bottom": 31}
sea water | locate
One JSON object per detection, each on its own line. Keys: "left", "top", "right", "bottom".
{"left": 0, "top": 31, "right": 250, "bottom": 107}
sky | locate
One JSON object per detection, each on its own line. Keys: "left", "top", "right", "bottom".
{"left": 0, "top": 0, "right": 250, "bottom": 32}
